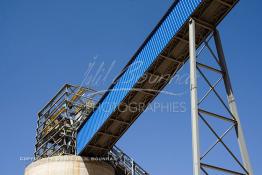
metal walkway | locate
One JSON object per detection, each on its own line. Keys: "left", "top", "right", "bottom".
{"left": 110, "top": 146, "right": 148, "bottom": 175}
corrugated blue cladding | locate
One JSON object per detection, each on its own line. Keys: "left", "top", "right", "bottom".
{"left": 77, "top": 0, "right": 202, "bottom": 154}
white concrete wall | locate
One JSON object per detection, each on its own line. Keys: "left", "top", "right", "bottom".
{"left": 24, "top": 156, "right": 115, "bottom": 175}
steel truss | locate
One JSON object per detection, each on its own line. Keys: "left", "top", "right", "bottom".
{"left": 189, "top": 19, "right": 253, "bottom": 175}
{"left": 34, "top": 84, "right": 102, "bottom": 159}
{"left": 34, "top": 84, "right": 148, "bottom": 175}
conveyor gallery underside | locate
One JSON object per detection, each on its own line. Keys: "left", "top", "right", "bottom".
{"left": 77, "top": 0, "right": 239, "bottom": 157}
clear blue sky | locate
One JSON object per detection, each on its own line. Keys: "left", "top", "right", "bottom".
{"left": 0, "top": 0, "right": 261, "bottom": 174}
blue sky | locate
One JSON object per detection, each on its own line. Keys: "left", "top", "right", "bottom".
{"left": 0, "top": 0, "right": 262, "bottom": 174}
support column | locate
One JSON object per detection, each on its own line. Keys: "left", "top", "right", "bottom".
{"left": 131, "top": 159, "right": 135, "bottom": 175}
{"left": 189, "top": 18, "right": 201, "bottom": 175}
{"left": 214, "top": 30, "right": 253, "bottom": 175}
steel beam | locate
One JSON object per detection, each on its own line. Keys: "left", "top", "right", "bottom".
{"left": 201, "top": 163, "right": 246, "bottom": 175}
{"left": 214, "top": 29, "right": 253, "bottom": 175}
{"left": 193, "top": 18, "right": 215, "bottom": 31}
{"left": 159, "top": 54, "right": 184, "bottom": 64}
{"left": 196, "top": 62, "right": 223, "bottom": 74}
{"left": 215, "top": 0, "right": 233, "bottom": 8}
{"left": 198, "top": 108, "right": 236, "bottom": 123}
{"left": 174, "top": 36, "right": 189, "bottom": 43}
{"left": 189, "top": 18, "right": 201, "bottom": 175}
{"left": 109, "top": 118, "right": 130, "bottom": 126}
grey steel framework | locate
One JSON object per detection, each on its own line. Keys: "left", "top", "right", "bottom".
{"left": 189, "top": 19, "right": 253, "bottom": 175}
{"left": 34, "top": 84, "right": 148, "bottom": 175}
{"left": 35, "top": 84, "right": 102, "bottom": 159}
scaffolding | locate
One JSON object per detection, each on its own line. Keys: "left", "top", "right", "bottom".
{"left": 34, "top": 84, "right": 102, "bottom": 159}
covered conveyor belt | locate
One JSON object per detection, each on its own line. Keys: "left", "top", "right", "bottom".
{"left": 77, "top": 0, "right": 239, "bottom": 156}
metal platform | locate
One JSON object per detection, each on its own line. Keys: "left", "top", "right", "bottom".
{"left": 77, "top": 0, "right": 239, "bottom": 157}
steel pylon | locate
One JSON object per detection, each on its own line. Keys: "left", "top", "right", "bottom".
{"left": 189, "top": 18, "right": 253, "bottom": 175}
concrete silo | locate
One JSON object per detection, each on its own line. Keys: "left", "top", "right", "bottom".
{"left": 25, "top": 156, "right": 115, "bottom": 175}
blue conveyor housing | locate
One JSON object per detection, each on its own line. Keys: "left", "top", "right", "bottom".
{"left": 77, "top": 0, "right": 239, "bottom": 156}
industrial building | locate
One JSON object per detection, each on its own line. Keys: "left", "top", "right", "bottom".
{"left": 25, "top": 0, "right": 253, "bottom": 175}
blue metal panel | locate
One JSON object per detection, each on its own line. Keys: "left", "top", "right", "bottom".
{"left": 77, "top": 0, "right": 202, "bottom": 154}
